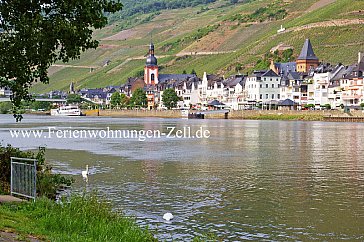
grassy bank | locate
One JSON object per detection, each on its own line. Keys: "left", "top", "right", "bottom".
{"left": 230, "top": 113, "right": 325, "bottom": 121}
{"left": 0, "top": 194, "right": 156, "bottom": 242}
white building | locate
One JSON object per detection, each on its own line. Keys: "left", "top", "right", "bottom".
{"left": 0, "top": 87, "right": 12, "bottom": 97}
{"left": 245, "top": 70, "right": 281, "bottom": 103}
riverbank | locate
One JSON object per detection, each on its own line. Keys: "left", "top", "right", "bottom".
{"left": 83, "top": 109, "right": 364, "bottom": 121}
{"left": 0, "top": 194, "right": 156, "bottom": 242}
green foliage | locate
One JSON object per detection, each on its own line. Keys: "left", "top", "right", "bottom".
{"left": 0, "top": 193, "right": 156, "bottom": 241}
{"left": 191, "top": 69, "right": 197, "bottom": 75}
{"left": 0, "top": 102, "right": 12, "bottom": 114}
{"left": 26, "top": 101, "right": 52, "bottom": 111}
{"left": 322, "top": 103, "right": 331, "bottom": 110}
{"left": 130, "top": 88, "right": 147, "bottom": 108}
{"left": 161, "top": 24, "right": 219, "bottom": 54}
{"left": 110, "top": 92, "right": 122, "bottom": 108}
{"left": 254, "top": 48, "right": 294, "bottom": 70}
{"left": 134, "top": 70, "right": 145, "bottom": 78}
{"left": 120, "top": 93, "right": 129, "bottom": 107}
{"left": 162, "top": 88, "right": 179, "bottom": 109}
{"left": 360, "top": 103, "right": 364, "bottom": 109}
{"left": 226, "top": 1, "right": 287, "bottom": 23}
{"left": 0, "top": 1, "right": 122, "bottom": 120}
{"left": 67, "top": 94, "right": 82, "bottom": 104}
{"left": 0, "top": 144, "right": 73, "bottom": 199}
{"left": 107, "top": 0, "right": 217, "bottom": 24}
{"left": 254, "top": 58, "right": 271, "bottom": 70}
{"left": 304, "top": 104, "right": 315, "bottom": 109}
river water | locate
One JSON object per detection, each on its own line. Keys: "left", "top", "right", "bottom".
{"left": 1, "top": 114, "right": 363, "bottom": 241}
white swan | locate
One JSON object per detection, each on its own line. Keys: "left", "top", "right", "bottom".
{"left": 163, "top": 212, "right": 174, "bottom": 221}
{"left": 82, "top": 165, "right": 89, "bottom": 181}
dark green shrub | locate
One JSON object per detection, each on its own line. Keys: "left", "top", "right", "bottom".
{"left": 0, "top": 144, "right": 73, "bottom": 199}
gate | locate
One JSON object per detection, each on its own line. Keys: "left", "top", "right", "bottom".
{"left": 11, "top": 157, "right": 37, "bottom": 200}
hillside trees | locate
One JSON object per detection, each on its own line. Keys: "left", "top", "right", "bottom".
{"left": 0, "top": 1, "right": 123, "bottom": 121}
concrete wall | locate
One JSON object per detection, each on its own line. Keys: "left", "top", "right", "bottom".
{"left": 83, "top": 109, "right": 364, "bottom": 120}
{"left": 94, "top": 109, "right": 182, "bottom": 118}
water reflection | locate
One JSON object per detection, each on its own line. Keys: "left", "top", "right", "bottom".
{"left": 0, "top": 115, "right": 363, "bottom": 241}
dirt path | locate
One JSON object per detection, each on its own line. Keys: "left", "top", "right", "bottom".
{"left": 307, "top": 0, "right": 336, "bottom": 12}
{"left": 292, "top": 19, "right": 364, "bottom": 32}
{"left": 0, "top": 231, "right": 42, "bottom": 242}
{"left": 52, "top": 64, "right": 99, "bottom": 69}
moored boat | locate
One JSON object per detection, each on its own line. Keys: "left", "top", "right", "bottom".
{"left": 51, "top": 105, "right": 82, "bottom": 116}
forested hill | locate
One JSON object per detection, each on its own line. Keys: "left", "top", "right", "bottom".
{"left": 106, "top": 0, "right": 218, "bottom": 23}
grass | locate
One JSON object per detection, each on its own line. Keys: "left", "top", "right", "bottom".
{"left": 247, "top": 114, "right": 324, "bottom": 121}
{"left": 0, "top": 193, "right": 156, "bottom": 242}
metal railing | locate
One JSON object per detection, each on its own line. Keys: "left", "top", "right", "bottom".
{"left": 10, "top": 157, "right": 37, "bottom": 200}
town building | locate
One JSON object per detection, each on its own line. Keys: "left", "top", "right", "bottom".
{"left": 296, "top": 39, "right": 319, "bottom": 73}
{"left": 245, "top": 70, "right": 281, "bottom": 104}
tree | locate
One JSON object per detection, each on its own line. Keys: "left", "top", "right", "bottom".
{"left": 191, "top": 69, "right": 197, "bottom": 75}
{"left": 120, "top": 93, "right": 129, "bottom": 107}
{"left": 110, "top": 92, "right": 121, "bottom": 108}
{"left": 67, "top": 94, "right": 82, "bottom": 104}
{"left": 0, "top": 1, "right": 123, "bottom": 121}
{"left": 162, "top": 88, "right": 179, "bottom": 109}
{"left": 130, "top": 88, "right": 147, "bottom": 108}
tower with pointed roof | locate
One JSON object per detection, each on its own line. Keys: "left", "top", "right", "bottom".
{"left": 296, "top": 39, "right": 319, "bottom": 73}
{"left": 144, "top": 42, "right": 159, "bottom": 85}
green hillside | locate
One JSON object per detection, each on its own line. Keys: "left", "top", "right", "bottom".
{"left": 31, "top": 0, "right": 364, "bottom": 93}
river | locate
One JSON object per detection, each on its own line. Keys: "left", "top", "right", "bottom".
{"left": 0, "top": 114, "right": 363, "bottom": 241}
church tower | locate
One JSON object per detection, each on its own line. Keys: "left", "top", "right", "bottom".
{"left": 296, "top": 39, "right": 319, "bottom": 73}
{"left": 144, "top": 42, "right": 159, "bottom": 85}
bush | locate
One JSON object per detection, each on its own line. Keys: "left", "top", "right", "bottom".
{"left": 0, "top": 144, "right": 73, "bottom": 199}
{"left": 0, "top": 102, "right": 12, "bottom": 114}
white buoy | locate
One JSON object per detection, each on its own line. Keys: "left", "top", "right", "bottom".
{"left": 163, "top": 212, "right": 174, "bottom": 221}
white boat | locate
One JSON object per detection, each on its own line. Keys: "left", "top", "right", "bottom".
{"left": 51, "top": 105, "right": 82, "bottom": 116}
{"left": 181, "top": 108, "right": 189, "bottom": 118}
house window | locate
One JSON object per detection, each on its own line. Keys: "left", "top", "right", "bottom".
{"left": 270, "top": 78, "right": 272, "bottom": 81}
{"left": 272, "top": 94, "right": 274, "bottom": 99}
{"left": 266, "top": 84, "right": 268, "bottom": 88}
{"left": 278, "top": 94, "right": 280, "bottom": 99}
{"left": 151, "top": 73, "right": 155, "bottom": 81}
{"left": 272, "top": 84, "right": 274, "bottom": 88}
{"left": 266, "top": 94, "right": 268, "bottom": 99}
{"left": 278, "top": 84, "right": 280, "bottom": 88}
{"left": 260, "top": 84, "right": 262, "bottom": 88}
{"left": 260, "top": 94, "right": 262, "bottom": 99}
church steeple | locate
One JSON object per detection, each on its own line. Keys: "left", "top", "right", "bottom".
{"left": 296, "top": 38, "right": 319, "bottom": 73}
{"left": 144, "top": 39, "right": 159, "bottom": 85}
{"left": 146, "top": 41, "right": 157, "bottom": 67}
{"left": 149, "top": 42, "right": 155, "bottom": 55}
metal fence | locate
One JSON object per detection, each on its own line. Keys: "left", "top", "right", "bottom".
{"left": 11, "top": 157, "right": 37, "bottom": 200}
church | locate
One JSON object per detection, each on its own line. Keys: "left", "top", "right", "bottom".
{"left": 143, "top": 41, "right": 198, "bottom": 109}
